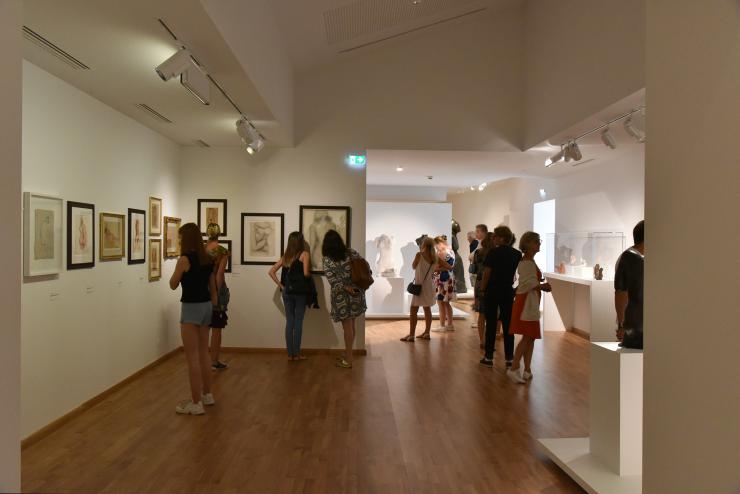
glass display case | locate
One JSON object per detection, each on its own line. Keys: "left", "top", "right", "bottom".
{"left": 544, "top": 231, "right": 626, "bottom": 280}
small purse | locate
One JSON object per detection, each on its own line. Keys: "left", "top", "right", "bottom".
{"left": 407, "top": 263, "right": 433, "bottom": 296}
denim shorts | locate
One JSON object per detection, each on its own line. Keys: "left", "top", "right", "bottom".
{"left": 180, "top": 301, "right": 213, "bottom": 326}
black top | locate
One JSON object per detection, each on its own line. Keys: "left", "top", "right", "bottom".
{"left": 469, "top": 239, "right": 479, "bottom": 253}
{"left": 483, "top": 245, "right": 522, "bottom": 293}
{"left": 180, "top": 252, "right": 213, "bottom": 303}
{"left": 614, "top": 247, "right": 644, "bottom": 331}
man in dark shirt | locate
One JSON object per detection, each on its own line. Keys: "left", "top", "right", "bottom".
{"left": 615, "top": 220, "right": 644, "bottom": 349}
{"left": 478, "top": 225, "right": 522, "bottom": 367}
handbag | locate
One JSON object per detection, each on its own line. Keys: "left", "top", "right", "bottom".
{"left": 350, "top": 256, "right": 374, "bottom": 290}
{"left": 407, "top": 262, "right": 433, "bottom": 296}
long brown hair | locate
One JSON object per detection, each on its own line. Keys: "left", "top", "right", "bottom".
{"left": 282, "top": 231, "right": 306, "bottom": 266}
{"left": 419, "top": 236, "right": 435, "bottom": 262}
{"left": 179, "top": 223, "right": 210, "bottom": 266}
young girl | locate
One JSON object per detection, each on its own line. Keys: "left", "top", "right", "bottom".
{"left": 432, "top": 236, "right": 456, "bottom": 332}
{"left": 507, "top": 231, "right": 551, "bottom": 384}
{"left": 205, "top": 224, "right": 230, "bottom": 370}
{"left": 170, "top": 223, "right": 217, "bottom": 415}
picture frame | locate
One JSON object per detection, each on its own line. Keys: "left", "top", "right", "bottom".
{"left": 24, "top": 192, "right": 64, "bottom": 277}
{"left": 198, "top": 199, "right": 227, "bottom": 237}
{"left": 206, "top": 239, "right": 233, "bottom": 273}
{"left": 299, "top": 205, "right": 351, "bottom": 274}
{"left": 149, "top": 196, "right": 162, "bottom": 236}
{"left": 240, "top": 213, "right": 284, "bottom": 266}
{"left": 127, "top": 208, "right": 146, "bottom": 265}
{"left": 149, "top": 238, "right": 162, "bottom": 281}
{"left": 164, "top": 216, "right": 182, "bottom": 258}
{"left": 100, "top": 212, "right": 125, "bottom": 261}
{"left": 66, "top": 201, "right": 95, "bottom": 270}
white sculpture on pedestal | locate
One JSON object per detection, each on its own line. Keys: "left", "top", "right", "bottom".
{"left": 375, "top": 234, "right": 396, "bottom": 277}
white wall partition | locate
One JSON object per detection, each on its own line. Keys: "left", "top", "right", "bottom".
{"left": 21, "top": 62, "right": 182, "bottom": 438}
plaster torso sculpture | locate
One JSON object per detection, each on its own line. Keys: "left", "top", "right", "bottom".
{"left": 375, "top": 234, "right": 396, "bottom": 277}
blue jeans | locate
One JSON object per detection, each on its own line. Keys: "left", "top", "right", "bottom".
{"left": 283, "top": 293, "right": 307, "bottom": 357}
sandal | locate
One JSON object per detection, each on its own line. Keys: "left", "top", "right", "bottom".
{"left": 400, "top": 335, "right": 415, "bottom": 342}
{"left": 418, "top": 332, "right": 431, "bottom": 340}
{"left": 295, "top": 355, "right": 308, "bottom": 361}
{"left": 335, "top": 358, "right": 352, "bottom": 369}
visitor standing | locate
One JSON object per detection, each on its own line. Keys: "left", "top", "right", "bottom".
{"left": 467, "top": 231, "right": 479, "bottom": 254}
{"left": 431, "top": 236, "right": 456, "bottom": 332}
{"left": 205, "top": 224, "right": 230, "bottom": 370}
{"left": 615, "top": 220, "right": 645, "bottom": 349}
{"left": 472, "top": 232, "right": 494, "bottom": 348}
{"left": 401, "top": 237, "right": 440, "bottom": 342}
{"left": 170, "top": 223, "right": 217, "bottom": 415}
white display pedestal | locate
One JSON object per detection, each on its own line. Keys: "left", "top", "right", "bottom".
{"left": 365, "top": 276, "right": 466, "bottom": 319}
{"left": 538, "top": 342, "right": 643, "bottom": 494}
{"left": 542, "top": 272, "right": 615, "bottom": 341}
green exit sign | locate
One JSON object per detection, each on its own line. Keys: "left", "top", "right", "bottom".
{"left": 346, "top": 154, "right": 366, "bottom": 168}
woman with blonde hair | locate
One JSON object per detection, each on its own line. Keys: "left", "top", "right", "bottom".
{"left": 507, "top": 231, "right": 551, "bottom": 383}
{"left": 400, "top": 237, "right": 448, "bottom": 341}
{"left": 432, "top": 236, "right": 456, "bottom": 332}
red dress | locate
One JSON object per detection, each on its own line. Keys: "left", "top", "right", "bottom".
{"left": 510, "top": 266, "right": 542, "bottom": 339}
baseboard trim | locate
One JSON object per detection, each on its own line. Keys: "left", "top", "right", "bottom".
{"left": 567, "top": 327, "right": 590, "bottom": 340}
{"left": 222, "top": 347, "right": 368, "bottom": 356}
{"left": 21, "top": 346, "right": 182, "bottom": 450}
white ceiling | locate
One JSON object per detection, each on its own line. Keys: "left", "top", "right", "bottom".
{"left": 22, "top": 0, "right": 286, "bottom": 147}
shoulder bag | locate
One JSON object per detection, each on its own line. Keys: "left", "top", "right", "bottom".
{"left": 407, "top": 260, "right": 433, "bottom": 296}
{"left": 350, "top": 253, "right": 375, "bottom": 291}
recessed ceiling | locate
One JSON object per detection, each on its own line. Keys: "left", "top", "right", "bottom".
{"left": 22, "top": 0, "right": 288, "bottom": 147}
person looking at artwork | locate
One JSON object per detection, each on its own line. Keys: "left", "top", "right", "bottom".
{"left": 472, "top": 232, "right": 494, "bottom": 348}
{"left": 322, "top": 230, "right": 367, "bottom": 369}
{"left": 478, "top": 225, "right": 522, "bottom": 368}
{"left": 432, "top": 236, "right": 456, "bottom": 333}
{"left": 507, "top": 232, "right": 552, "bottom": 383}
{"left": 269, "top": 231, "right": 312, "bottom": 361}
{"left": 615, "top": 220, "right": 645, "bottom": 349}
{"left": 400, "top": 237, "right": 443, "bottom": 342}
{"left": 205, "top": 224, "right": 230, "bottom": 370}
{"left": 169, "top": 223, "right": 217, "bottom": 415}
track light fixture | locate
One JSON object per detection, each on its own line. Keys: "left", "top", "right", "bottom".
{"left": 545, "top": 147, "right": 565, "bottom": 168}
{"left": 478, "top": 182, "right": 488, "bottom": 191}
{"left": 565, "top": 140, "right": 582, "bottom": 162}
{"left": 236, "top": 117, "right": 265, "bottom": 154}
{"left": 600, "top": 127, "right": 617, "bottom": 149}
{"left": 155, "top": 48, "right": 193, "bottom": 81}
{"left": 623, "top": 116, "right": 646, "bottom": 143}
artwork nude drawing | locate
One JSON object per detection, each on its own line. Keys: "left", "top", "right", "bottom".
{"left": 34, "top": 209, "right": 54, "bottom": 260}
{"left": 250, "top": 221, "right": 274, "bottom": 257}
{"left": 309, "top": 210, "right": 336, "bottom": 271}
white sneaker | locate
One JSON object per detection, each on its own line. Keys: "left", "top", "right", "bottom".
{"left": 446, "top": 325, "right": 456, "bottom": 332}
{"left": 202, "top": 393, "right": 216, "bottom": 406}
{"left": 506, "top": 369, "right": 526, "bottom": 384}
{"left": 175, "top": 400, "right": 205, "bottom": 415}
{"left": 431, "top": 326, "right": 447, "bottom": 333}
{"left": 522, "top": 371, "right": 533, "bottom": 381}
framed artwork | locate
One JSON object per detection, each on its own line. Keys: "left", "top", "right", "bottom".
{"left": 23, "top": 192, "right": 63, "bottom": 277}
{"left": 198, "top": 199, "right": 227, "bottom": 237}
{"left": 149, "top": 239, "right": 162, "bottom": 281}
{"left": 300, "top": 205, "right": 351, "bottom": 273}
{"left": 127, "top": 208, "right": 146, "bottom": 265}
{"left": 67, "top": 201, "right": 95, "bottom": 270}
{"left": 206, "top": 239, "right": 233, "bottom": 273}
{"left": 164, "top": 216, "right": 182, "bottom": 258}
{"left": 240, "top": 213, "right": 284, "bottom": 265}
{"left": 149, "top": 197, "right": 162, "bottom": 236}
{"left": 100, "top": 212, "right": 125, "bottom": 261}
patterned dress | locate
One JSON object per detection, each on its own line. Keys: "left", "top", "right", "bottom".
{"left": 435, "top": 252, "right": 457, "bottom": 302}
{"left": 324, "top": 249, "right": 368, "bottom": 322}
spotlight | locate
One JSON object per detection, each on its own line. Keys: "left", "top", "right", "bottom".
{"left": 396, "top": 166, "right": 404, "bottom": 172}
{"left": 545, "top": 147, "right": 565, "bottom": 168}
{"left": 600, "top": 127, "right": 617, "bottom": 149}
{"left": 478, "top": 182, "right": 487, "bottom": 191}
{"left": 470, "top": 186, "right": 476, "bottom": 191}
{"left": 155, "top": 48, "right": 193, "bottom": 81}
{"left": 236, "top": 118, "right": 265, "bottom": 154}
{"left": 624, "top": 116, "right": 646, "bottom": 143}
{"left": 564, "top": 141, "right": 582, "bottom": 162}
{"left": 539, "top": 188, "right": 547, "bottom": 198}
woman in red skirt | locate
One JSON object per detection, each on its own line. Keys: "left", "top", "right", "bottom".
{"left": 507, "top": 232, "right": 551, "bottom": 384}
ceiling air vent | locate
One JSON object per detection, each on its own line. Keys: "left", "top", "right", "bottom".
{"left": 134, "top": 104, "right": 173, "bottom": 124}
{"left": 22, "top": 26, "right": 90, "bottom": 70}
{"left": 194, "top": 139, "right": 211, "bottom": 148}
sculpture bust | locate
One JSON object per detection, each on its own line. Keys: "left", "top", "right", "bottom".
{"left": 375, "top": 234, "right": 396, "bottom": 277}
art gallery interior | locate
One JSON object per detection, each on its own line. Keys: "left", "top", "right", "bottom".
{"left": 1, "top": 1, "right": 739, "bottom": 493}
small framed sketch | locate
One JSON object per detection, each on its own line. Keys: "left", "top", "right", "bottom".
{"left": 100, "top": 212, "right": 125, "bottom": 261}
{"left": 67, "top": 201, "right": 95, "bottom": 270}
{"left": 128, "top": 208, "right": 146, "bottom": 265}
{"left": 23, "top": 192, "right": 63, "bottom": 277}
{"left": 198, "top": 199, "right": 227, "bottom": 236}
{"left": 149, "top": 239, "right": 162, "bottom": 281}
{"left": 164, "top": 216, "right": 182, "bottom": 258}
{"left": 149, "top": 197, "right": 162, "bottom": 236}
{"left": 240, "top": 213, "right": 284, "bottom": 265}
{"left": 299, "top": 205, "right": 351, "bottom": 273}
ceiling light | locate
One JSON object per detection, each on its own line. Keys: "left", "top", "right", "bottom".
{"left": 564, "top": 141, "right": 582, "bottom": 162}
{"left": 155, "top": 48, "right": 193, "bottom": 81}
{"left": 478, "top": 182, "right": 487, "bottom": 191}
{"left": 470, "top": 186, "right": 475, "bottom": 191}
{"left": 396, "top": 166, "right": 404, "bottom": 172}
{"left": 539, "top": 188, "right": 547, "bottom": 198}
{"left": 545, "top": 147, "right": 565, "bottom": 168}
{"left": 180, "top": 66, "right": 210, "bottom": 105}
{"left": 236, "top": 117, "right": 265, "bottom": 154}
{"left": 600, "top": 127, "right": 617, "bottom": 149}
{"left": 624, "top": 116, "right": 646, "bottom": 143}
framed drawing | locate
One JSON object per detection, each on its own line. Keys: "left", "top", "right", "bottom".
{"left": 240, "top": 213, "right": 284, "bottom": 265}
{"left": 100, "top": 212, "right": 125, "bottom": 261}
{"left": 67, "top": 201, "right": 95, "bottom": 270}
{"left": 128, "top": 208, "right": 146, "bottom": 265}
{"left": 206, "top": 239, "right": 233, "bottom": 273}
{"left": 198, "top": 199, "right": 227, "bottom": 236}
{"left": 23, "top": 192, "right": 63, "bottom": 277}
{"left": 149, "top": 239, "right": 162, "bottom": 281}
{"left": 149, "top": 197, "right": 162, "bottom": 236}
{"left": 299, "top": 205, "right": 351, "bottom": 273}
{"left": 164, "top": 216, "right": 182, "bottom": 258}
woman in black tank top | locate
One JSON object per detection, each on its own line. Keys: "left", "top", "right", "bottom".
{"left": 169, "top": 223, "right": 217, "bottom": 415}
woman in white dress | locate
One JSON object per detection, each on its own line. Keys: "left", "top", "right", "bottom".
{"left": 401, "top": 237, "right": 450, "bottom": 341}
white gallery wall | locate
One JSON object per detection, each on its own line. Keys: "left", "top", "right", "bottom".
{"left": 21, "top": 62, "right": 182, "bottom": 438}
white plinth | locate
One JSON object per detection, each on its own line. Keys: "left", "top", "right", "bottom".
{"left": 538, "top": 342, "right": 643, "bottom": 493}
{"left": 543, "top": 273, "right": 615, "bottom": 341}
{"left": 366, "top": 276, "right": 466, "bottom": 319}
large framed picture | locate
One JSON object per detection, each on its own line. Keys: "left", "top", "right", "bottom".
{"left": 67, "top": 201, "right": 95, "bottom": 270}
{"left": 240, "top": 213, "right": 284, "bottom": 265}
{"left": 100, "top": 212, "right": 125, "bottom": 261}
{"left": 206, "top": 239, "right": 233, "bottom": 273}
{"left": 198, "top": 199, "right": 227, "bottom": 237}
{"left": 149, "top": 196, "right": 162, "bottom": 236}
{"left": 128, "top": 208, "right": 146, "bottom": 265}
{"left": 164, "top": 216, "right": 182, "bottom": 258}
{"left": 149, "top": 239, "right": 162, "bottom": 281}
{"left": 300, "top": 205, "right": 351, "bottom": 273}
{"left": 23, "top": 192, "right": 63, "bottom": 277}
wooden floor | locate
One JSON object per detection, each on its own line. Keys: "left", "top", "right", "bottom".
{"left": 22, "top": 319, "right": 589, "bottom": 493}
